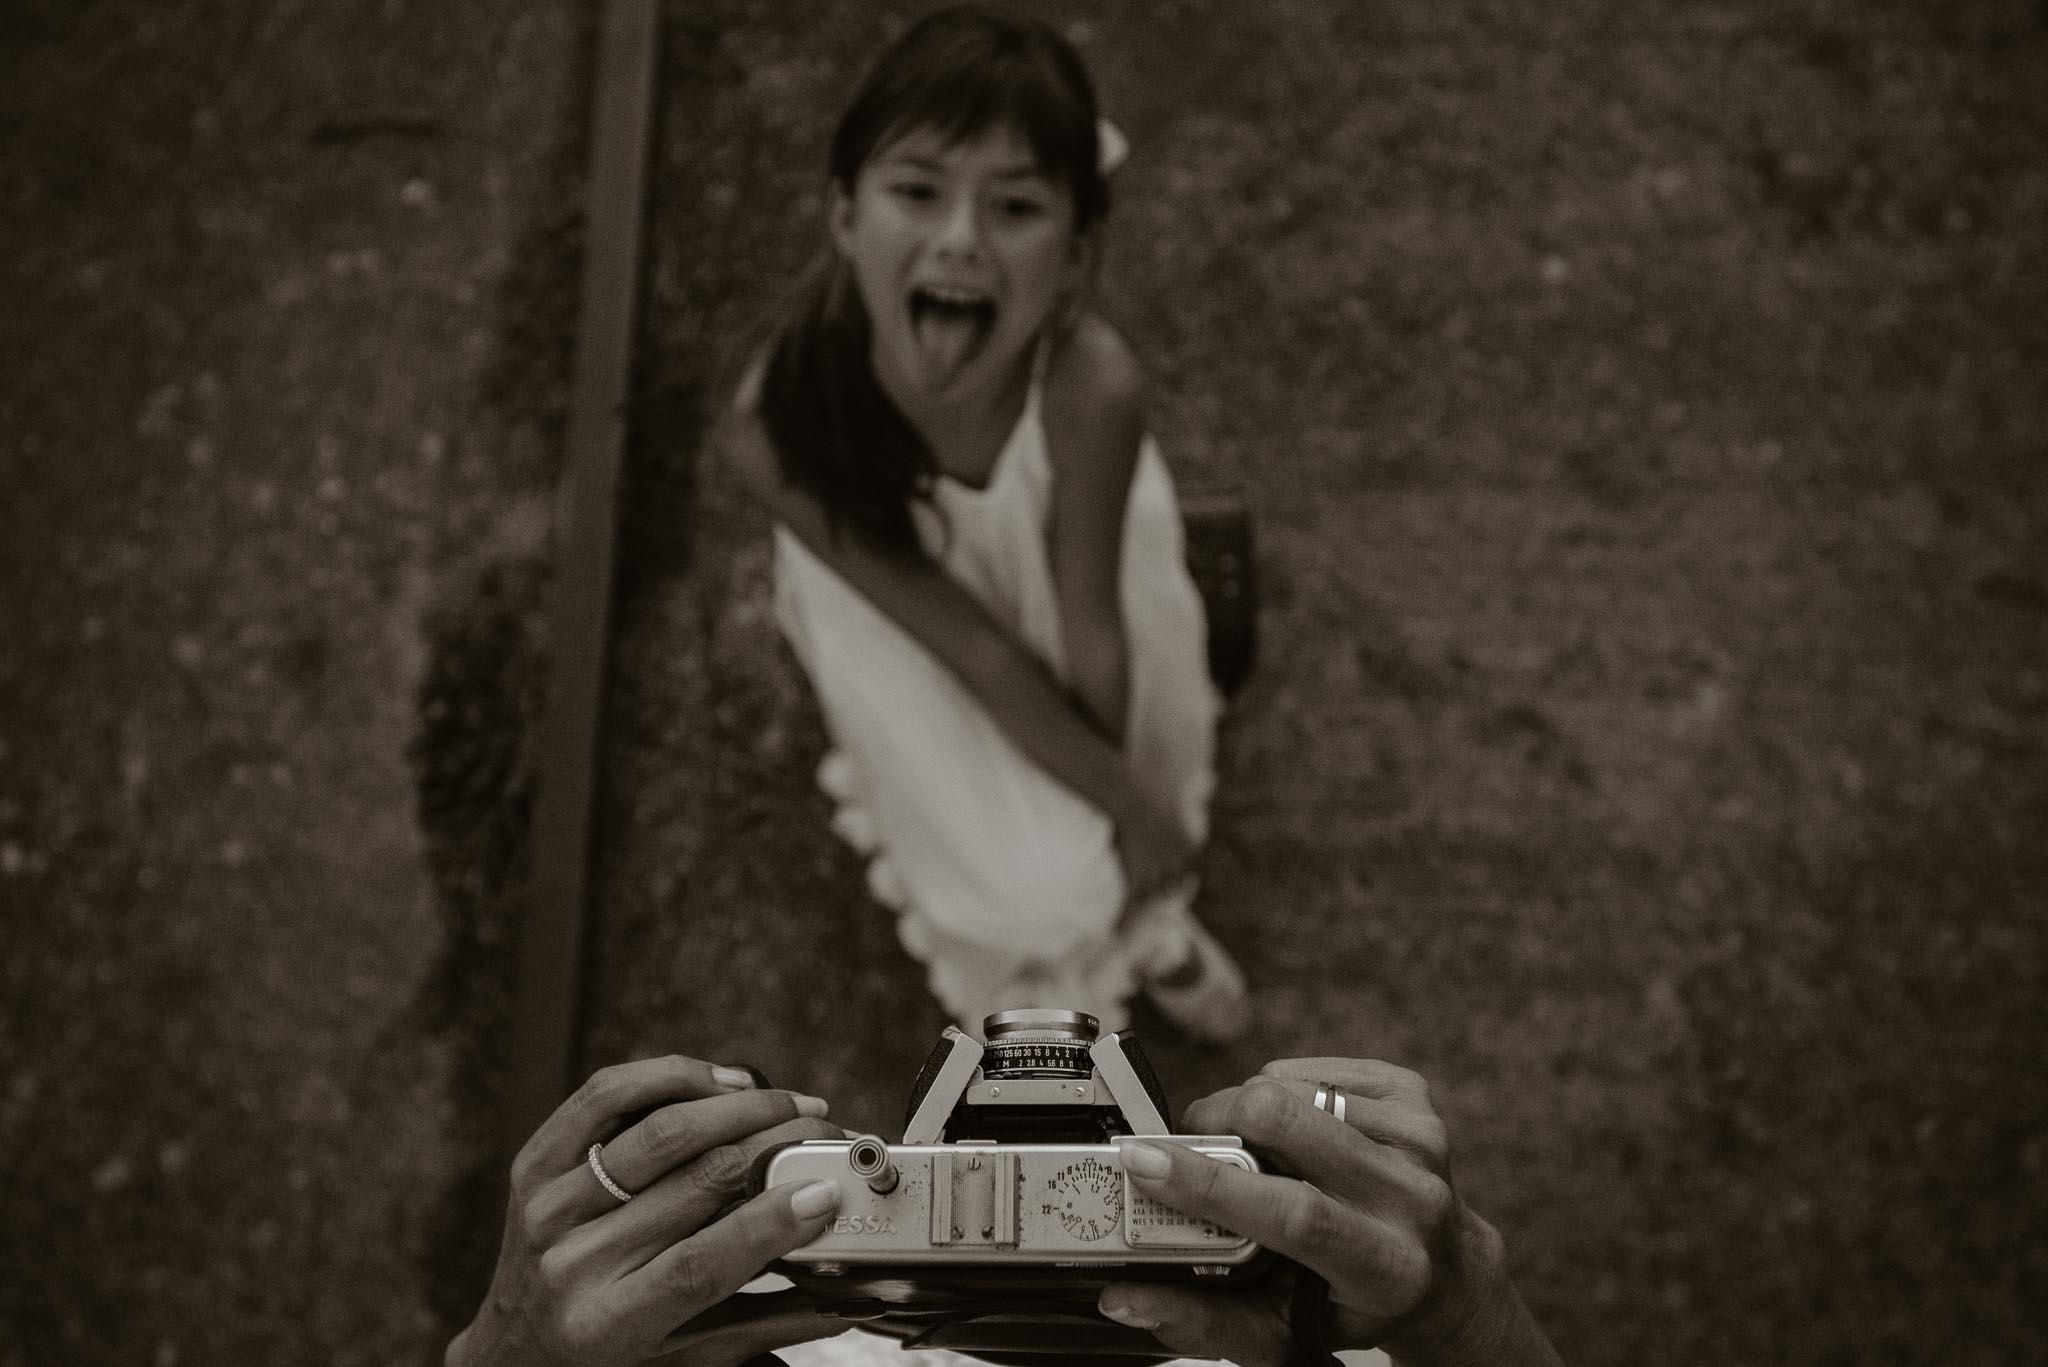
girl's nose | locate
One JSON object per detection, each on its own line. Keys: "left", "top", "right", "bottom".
{"left": 930, "top": 193, "right": 985, "bottom": 260}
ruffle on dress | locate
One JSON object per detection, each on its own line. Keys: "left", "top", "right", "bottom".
{"left": 813, "top": 746, "right": 1201, "bottom": 1035}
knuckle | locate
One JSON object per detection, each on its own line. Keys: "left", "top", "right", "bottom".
{"left": 789, "top": 1116, "right": 842, "bottom": 1144}
{"left": 1402, "top": 1068, "right": 1436, "bottom": 1110}
{"left": 1415, "top": 1173, "right": 1455, "bottom": 1236}
{"left": 508, "top": 1141, "right": 544, "bottom": 1194}
{"left": 517, "top": 1192, "right": 553, "bottom": 1247}
{"left": 1228, "top": 1077, "right": 1297, "bottom": 1143}
{"left": 1416, "top": 1113, "right": 1451, "bottom": 1166}
{"left": 1391, "top": 1236, "right": 1435, "bottom": 1308}
{"left": 741, "top": 1115, "right": 840, "bottom": 1158}
{"left": 570, "top": 1065, "right": 625, "bottom": 1118}
{"left": 1181, "top": 1087, "right": 1235, "bottom": 1135}
{"left": 536, "top": 1242, "right": 576, "bottom": 1295}
{"left": 545, "top": 1306, "right": 577, "bottom": 1353}
{"left": 664, "top": 1248, "right": 716, "bottom": 1308}
{"left": 1464, "top": 1207, "right": 1506, "bottom": 1267}
{"left": 556, "top": 1302, "right": 605, "bottom": 1356}
{"left": 693, "top": 1141, "right": 751, "bottom": 1195}
{"left": 642, "top": 1100, "right": 691, "bottom": 1153}
{"left": 1277, "top": 1187, "right": 1340, "bottom": 1257}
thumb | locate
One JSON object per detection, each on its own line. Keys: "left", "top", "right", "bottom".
{"left": 1096, "top": 1284, "right": 1292, "bottom": 1367}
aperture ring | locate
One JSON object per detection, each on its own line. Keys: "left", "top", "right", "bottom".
{"left": 979, "top": 1040, "right": 1094, "bottom": 1079}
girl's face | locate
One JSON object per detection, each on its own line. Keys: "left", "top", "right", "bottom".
{"left": 832, "top": 122, "right": 1088, "bottom": 404}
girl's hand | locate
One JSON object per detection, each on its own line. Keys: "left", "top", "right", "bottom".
{"left": 1113, "top": 791, "right": 1199, "bottom": 919}
{"left": 1096, "top": 1059, "right": 1561, "bottom": 1367}
{"left": 446, "top": 1057, "right": 848, "bottom": 1367}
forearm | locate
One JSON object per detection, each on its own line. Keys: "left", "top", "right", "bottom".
{"left": 742, "top": 444, "right": 1144, "bottom": 825}
{"left": 1063, "top": 620, "right": 1129, "bottom": 746}
{"left": 956, "top": 628, "right": 1146, "bottom": 828}
{"left": 1382, "top": 1205, "right": 1563, "bottom": 1367}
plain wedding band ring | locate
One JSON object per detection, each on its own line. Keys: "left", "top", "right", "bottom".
{"left": 1312, "top": 1085, "right": 1348, "bottom": 1124}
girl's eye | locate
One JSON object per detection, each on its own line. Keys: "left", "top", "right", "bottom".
{"left": 997, "top": 196, "right": 1047, "bottom": 219}
{"left": 889, "top": 181, "right": 939, "bottom": 204}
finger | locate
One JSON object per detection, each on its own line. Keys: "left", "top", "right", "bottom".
{"left": 1259, "top": 1058, "right": 1430, "bottom": 1106}
{"left": 599, "top": 1115, "right": 844, "bottom": 1267}
{"left": 1182, "top": 1076, "right": 1381, "bottom": 1180}
{"left": 515, "top": 1055, "right": 756, "bottom": 1190}
{"left": 1123, "top": 1136, "right": 1435, "bottom": 1326}
{"left": 1247, "top": 1075, "right": 1448, "bottom": 1165}
{"left": 1116, "top": 1132, "right": 1381, "bottom": 1294}
{"left": 603, "top": 1088, "right": 829, "bottom": 1197}
{"left": 1097, "top": 1280, "right": 1293, "bottom": 1367}
{"left": 1184, "top": 1079, "right": 1444, "bottom": 1219}
{"left": 525, "top": 1092, "right": 828, "bottom": 1242}
{"left": 612, "top": 1178, "right": 845, "bottom": 1343}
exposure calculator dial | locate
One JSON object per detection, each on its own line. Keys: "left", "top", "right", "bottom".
{"left": 1043, "top": 1154, "right": 1124, "bottom": 1241}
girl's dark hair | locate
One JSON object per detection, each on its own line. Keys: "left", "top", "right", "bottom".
{"left": 757, "top": 6, "right": 1109, "bottom": 559}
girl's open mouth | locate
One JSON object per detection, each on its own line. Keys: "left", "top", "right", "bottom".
{"left": 908, "top": 285, "right": 996, "bottom": 389}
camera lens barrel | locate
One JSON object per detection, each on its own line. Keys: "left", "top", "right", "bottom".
{"left": 982, "top": 1008, "right": 1098, "bottom": 1042}
{"left": 979, "top": 1009, "right": 1099, "bottom": 1080}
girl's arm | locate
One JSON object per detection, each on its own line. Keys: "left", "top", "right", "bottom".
{"left": 1041, "top": 315, "right": 1143, "bottom": 746}
{"left": 718, "top": 376, "right": 1155, "bottom": 836}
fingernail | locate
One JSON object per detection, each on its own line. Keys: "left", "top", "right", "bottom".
{"left": 1100, "top": 1299, "right": 1161, "bottom": 1331}
{"left": 790, "top": 1179, "right": 842, "bottom": 1219}
{"left": 1118, "top": 1140, "right": 1172, "bottom": 1180}
{"left": 792, "top": 1093, "right": 830, "bottom": 1118}
{"left": 712, "top": 1066, "right": 755, "bottom": 1091}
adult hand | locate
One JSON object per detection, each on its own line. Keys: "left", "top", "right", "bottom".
{"left": 446, "top": 1056, "right": 850, "bottom": 1367}
{"left": 1097, "top": 1059, "right": 1561, "bottom": 1367}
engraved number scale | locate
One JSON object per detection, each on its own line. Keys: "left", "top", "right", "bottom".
{"left": 1045, "top": 1154, "right": 1124, "bottom": 1242}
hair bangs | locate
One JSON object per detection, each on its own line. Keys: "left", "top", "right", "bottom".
{"left": 898, "top": 72, "right": 1093, "bottom": 190}
{"left": 830, "top": 8, "right": 1106, "bottom": 228}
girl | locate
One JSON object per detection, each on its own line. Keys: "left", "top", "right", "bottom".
{"left": 723, "top": 6, "right": 1248, "bottom": 1041}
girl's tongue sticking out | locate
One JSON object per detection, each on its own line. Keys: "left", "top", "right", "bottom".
{"left": 909, "top": 288, "right": 994, "bottom": 389}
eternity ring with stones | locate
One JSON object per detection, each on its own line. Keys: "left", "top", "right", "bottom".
{"left": 587, "top": 1142, "right": 634, "bottom": 1203}
{"left": 1312, "top": 1085, "right": 1348, "bottom": 1123}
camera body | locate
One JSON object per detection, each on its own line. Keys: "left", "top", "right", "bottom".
{"left": 756, "top": 1009, "right": 1268, "bottom": 1301}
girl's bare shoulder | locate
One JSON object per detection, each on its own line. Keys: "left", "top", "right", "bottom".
{"left": 1041, "top": 314, "right": 1146, "bottom": 481}
{"left": 1044, "top": 313, "right": 1144, "bottom": 410}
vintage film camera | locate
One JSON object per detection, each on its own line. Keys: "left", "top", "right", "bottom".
{"left": 752, "top": 1008, "right": 1273, "bottom": 1360}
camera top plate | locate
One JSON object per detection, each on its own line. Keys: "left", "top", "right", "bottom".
{"left": 763, "top": 1138, "right": 1261, "bottom": 1267}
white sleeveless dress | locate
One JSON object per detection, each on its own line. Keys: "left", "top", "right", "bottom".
{"left": 771, "top": 365, "right": 1222, "bottom": 1033}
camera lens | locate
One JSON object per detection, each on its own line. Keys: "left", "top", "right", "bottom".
{"left": 979, "top": 1007, "right": 1099, "bottom": 1079}
{"left": 983, "top": 1008, "right": 1099, "bottom": 1042}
